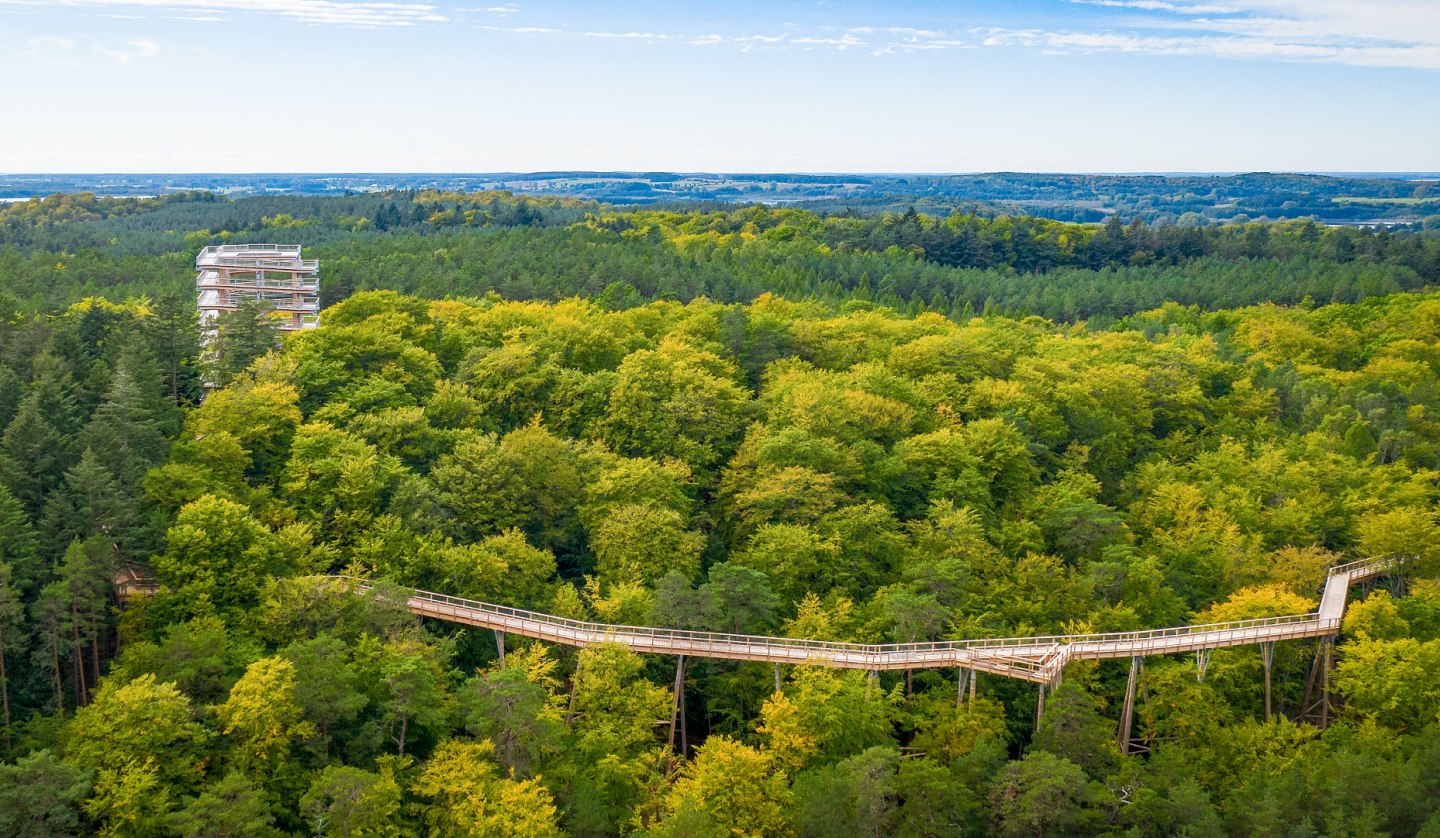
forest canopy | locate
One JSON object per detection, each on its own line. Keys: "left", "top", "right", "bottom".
{"left": 2, "top": 282, "right": 1440, "bottom": 834}
{"left": 1, "top": 190, "right": 1437, "bottom": 325}
{"left": 1, "top": 192, "right": 1440, "bottom": 835}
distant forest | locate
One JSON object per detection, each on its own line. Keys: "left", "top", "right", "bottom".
{"left": 3, "top": 170, "right": 1439, "bottom": 224}
{"left": 1, "top": 190, "right": 1437, "bottom": 327}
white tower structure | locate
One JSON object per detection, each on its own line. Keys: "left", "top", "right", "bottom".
{"left": 195, "top": 243, "right": 320, "bottom": 341}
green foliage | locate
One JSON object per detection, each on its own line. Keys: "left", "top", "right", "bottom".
{"left": 151, "top": 495, "right": 300, "bottom": 616}
{"left": 300, "top": 765, "right": 404, "bottom": 838}
{"left": 411, "top": 739, "right": 563, "bottom": 837}
{"left": 4, "top": 205, "right": 1440, "bottom": 836}
{"left": 63, "top": 674, "right": 209, "bottom": 789}
{"left": 650, "top": 736, "right": 794, "bottom": 838}
{"left": 166, "top": 771, "right": 281, "bottom": 838}
{"left": 989, "top": 750, "right": 1102, "bottom": 837}
{"left": 0, "top": 749, "right": 92, "bottom": 837}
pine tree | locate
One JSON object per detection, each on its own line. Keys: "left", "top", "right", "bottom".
{"left": 79, "top": 348, "right": 172, "bottom": 490}
{"left": 29, "top": 582, "right": 70, "bottom": 712}
{"left": 145, "top": 295, "right": 204, "bottom": 408}
{"left": 0, "top": 562, "right": 23, "bottom": 750}
{"left": 41, "top": 449, "right": 132, "bottom": 561}
{"left": 59, "top": 541, "right": 111, "bottom": 705}
{"left": 211, "top": 299, "right": 282, "bottom": 384}
{"left": 1, "top": 399, "right": 66, "bottom": 517}
{"left": 0, "top": 486, "right": 39, "bottom": 591}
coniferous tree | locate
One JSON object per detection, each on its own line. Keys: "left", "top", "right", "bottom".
{"left": 0, "top": 561, "right": 23, "bottom": 750}
{"left": 0, "top": 485, "right": 39, "bottom": 591}
{"left": 145, "top": 294, "right": 204, "bottom": 408}
{"left": 1, "top": 397, "right": 67, "bottom": 518}
{"left": 30, "top": 581, "right": 71, "bottom": 712}
{"left": 41, "top": 449, "right": 130, "bottom": 561}
{"left": 211, "top": 299, "right": 282, "bottom": 384}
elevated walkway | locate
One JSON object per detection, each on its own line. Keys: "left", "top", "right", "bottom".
{"left": 334, "top": 555, "right": 1404, "bottom": 685}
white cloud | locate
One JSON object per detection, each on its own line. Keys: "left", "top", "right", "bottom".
{"left": 792, "top": 34, "right": 865, "bottom": 49}
{"left": 20, "top": 33, "right": 161, "bottom": 63}
{"left": 584, "top": 31, "right": 670, "bottom": 41}
{"left": 0, "top": 0, "right": 445, "bottom": 26}
{"left": 24, "top": 34, "right": 76, "bottom": 54}
{"left": 977, "top": 25, "right": 1440, "bottom": 70}
{"left": 688, "top": 33, "right": 787, "bottom": 47}
{"left": 1047, "top": 0, "right": 1440, "bottom": 69}
{"left": 1071, "top": 1, "right": 1242, "bottom": 15}
{"left": 91, "top": 37, "right": 158, "bottom": 61}
{"left": 476, "top": 23, "right": 550, "bottom": 33}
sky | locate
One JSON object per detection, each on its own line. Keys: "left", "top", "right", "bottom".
{"left": 1, "top": 0, "right": 1438, "bottom": 173}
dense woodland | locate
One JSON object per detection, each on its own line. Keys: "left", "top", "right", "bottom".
{"left": 1, "top": 193, "right": 1440, "bottom": 835}
{"left": 2, "top": 191, "right": 1438, "bottom": 326}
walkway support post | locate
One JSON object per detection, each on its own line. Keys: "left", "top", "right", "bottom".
{"left": 1260, "top": 642, "right": 1275, "bottom": 722}
{"left": 1118, "top": 656, "right": 1141, "bottom": 754}
{"left": 970, "top": 670, "right": 977, "bottom": 704}
{"left": 1195, "top": 648, "right": 1211, "bottom": 683}
{"left": 1036, "top": 684, "right": 1047, "bottom": 727}
{"left": 495, "top": 630, "right": 505, "bottom": 666}
{"left": 669, "top": 655, "right": 686, "bottom": 752}
{"left": 1302, "top": 636, "right": 1336, "bottom": 728}
{"left": 957, "top": 668, "right": 970, "bottom": 708}
{"left": 1320, "top": 639, "right": 1332, "bottom": 729}
{"left": 773, "top": 663, "right": 781, "bottom": 694}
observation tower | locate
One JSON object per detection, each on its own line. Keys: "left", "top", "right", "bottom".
{"left": 195, "top": 243, "right": 320, "bottom": 341}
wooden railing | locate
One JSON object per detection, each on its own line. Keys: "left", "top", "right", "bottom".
{"left": 328, "top": 554, "right": 1406, "bottom": 685}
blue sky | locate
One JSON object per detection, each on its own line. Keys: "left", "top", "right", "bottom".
{"left": 2, "top": 0, "right": 1437, "bottom": 172}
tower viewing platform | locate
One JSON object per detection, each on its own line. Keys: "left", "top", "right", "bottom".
{"left": 196, "top": 243, "right": 320, "bottom": 337}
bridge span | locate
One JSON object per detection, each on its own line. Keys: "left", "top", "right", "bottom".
{"left": 334, "top": 554, "right": 1403, "bottom": 687}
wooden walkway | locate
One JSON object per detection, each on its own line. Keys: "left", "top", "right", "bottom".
{"left": 336, "top": 555, "right": 1402, "bottom": 685}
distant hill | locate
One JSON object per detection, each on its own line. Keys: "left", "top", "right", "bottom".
{"left": 2, "top": 171, "right": 1438, "bottom": 224}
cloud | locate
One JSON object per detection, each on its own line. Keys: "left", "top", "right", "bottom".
{"left": 1071, "top": 1, "right": 1242, "bottom": 14}
{"left": 24, "top": 34, "right": 76, "bottom": 54}
{"left": 688, "top": 33, "right": 788, "bottom": 47}
{"left": 976, "top": 25, "right": 1440, "bottom": 70}
{"left": 792, "top": 34, "right": 865, "bottom": 49}
{"left": 1043, "top": 0, "right": 1440, "bottom": 69}
{"left": 21, "top": 33, "right": 161, "bottom": 63}
{"left": 91, "top": 37, "right": 159, "bottom": 61}
{"left": 584, "top": 31, "right": 671, "bottom": 40}
{"left": 0, "top": 0, "right": 446, "bottom": 26}
{"left": 476, "top": 23, "right": 550, "bottom": 33}
{"left": 828, "top": 2, "right": 1440, "bottom": 69}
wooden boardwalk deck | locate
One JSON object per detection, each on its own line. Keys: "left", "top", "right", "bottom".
{"left": 337, "top": 555, "right": 1402, "bottom": 685}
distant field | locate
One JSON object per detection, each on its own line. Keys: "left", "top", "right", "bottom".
{"left": 1334, "top": 196, "right": 1437, "bottom": 205}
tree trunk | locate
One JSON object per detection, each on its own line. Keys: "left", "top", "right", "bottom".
{"left": 91, "top": 626, "right": 101, "bottom": 692}
{"left": 52, "top": 640, "right": 64, "bottom": 712}
{"left": 70, "top": 601, "right": 87, "bottom": 706}
{"left": 0, "top": 624, "right": 11, "bottom": 750}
